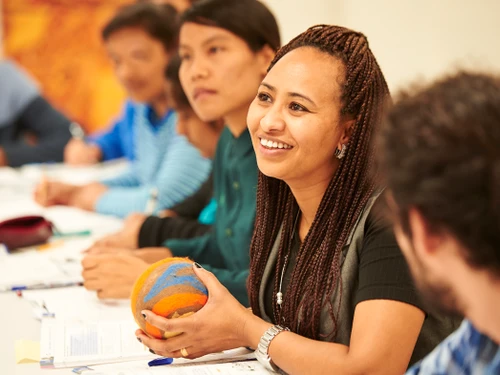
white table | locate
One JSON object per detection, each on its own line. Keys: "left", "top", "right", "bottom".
{"left": 0, "top": 293, "right": 72, "bottom": 375}
{"left": 0, "top": 163, "right": 127, "bottom": 374}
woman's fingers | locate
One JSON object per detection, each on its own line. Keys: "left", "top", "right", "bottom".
{"left": 192, "top": 264, "right": 230, "bottom": 300}
{"left": 136, "top": 330, "right": 195, "bottom": 358}
{"left": 141, "top": 309, "right": 193, "bottom": 333}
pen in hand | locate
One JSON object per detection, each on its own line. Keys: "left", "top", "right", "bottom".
{"left": 69, "top": 122, "right": 86, "bottom": 140}
{"left": 144, "top": 187, "right": 159, "bottom": 216}
{"left": 39, "top": 173, "right": 49, "bottom": 205}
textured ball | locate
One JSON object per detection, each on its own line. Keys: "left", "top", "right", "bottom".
{"left": 131, "top": 257, "right": 208, "bottom": 339}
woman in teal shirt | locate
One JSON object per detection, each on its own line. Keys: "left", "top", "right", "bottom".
{"left": 81, "top": 0, "right": 280, "bottom": 304}
{"left": 154, "top": 0, "right": 280, "bottom": 305}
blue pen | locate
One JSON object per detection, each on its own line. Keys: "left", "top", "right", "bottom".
{"left": 1, "top": 281, "right": 84, "bottom": 292}
{"left": 148, "top": 357, "right": 174, "bottom": 367}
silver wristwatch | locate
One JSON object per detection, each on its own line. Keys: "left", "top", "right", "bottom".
{"left": 255, "top": 325, "right": 290, "bottom": 372}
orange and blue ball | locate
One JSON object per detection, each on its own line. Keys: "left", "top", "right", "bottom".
{"left": 131, "top": 257, "right": 208, "bottom": 339}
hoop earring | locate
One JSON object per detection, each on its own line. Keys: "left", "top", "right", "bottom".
{"left": 335, "top": 144, "right": 347, "bottom": 159}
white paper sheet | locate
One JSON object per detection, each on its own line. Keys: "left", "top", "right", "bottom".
{"left": 0, "top": 251, "right": 83, "bottom": 289}
{"left": 86, "top": 361, "right": 273, "bottom": 375}
{"left": 45, "top": 206, "right": 123, "bottom": 234}
{"left": 0, "top": 234, "right": 108, "bottom": 288}
{"left": 21, "top": 287, "right": 131, "bottom": 320}
{"left": 85, "top": 348, "right": 273, "bottom": 375}
{"left": 40, "top": 318, "right": 152, "bottom": 368}
{"left": 17, "top": 159, "right": 129, "bottom": 186}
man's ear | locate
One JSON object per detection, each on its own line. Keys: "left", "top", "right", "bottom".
{"left": 408, "top": 208, "right": 443, "bottom": 259}
{"left": 256, "top": 45, "right": 276, "bottom": 77}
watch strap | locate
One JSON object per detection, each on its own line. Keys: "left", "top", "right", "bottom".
{"left": 255, "top": 325, "right": 289, "bottom": 372}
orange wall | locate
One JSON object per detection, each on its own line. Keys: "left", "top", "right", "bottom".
{"left": 3, "top": 0, "right": 130, "bottom": 133}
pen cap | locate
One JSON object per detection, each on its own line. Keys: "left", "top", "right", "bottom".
{"left": 131, "top": 258, "right": 208, "bottom": 339}
{"left": 69, "top": 122, "right": 85, "bottom": 139}
{"left": 148, "top": 357, "right": 174, "bottom": 366}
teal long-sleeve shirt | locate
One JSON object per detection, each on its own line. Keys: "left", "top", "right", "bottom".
{"left": 165, "top": 127, "right": 257, "bottom": 305}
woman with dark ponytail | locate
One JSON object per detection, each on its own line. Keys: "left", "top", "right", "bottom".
{"left": 137, "top": 24, "right": 458, "bottom": 374}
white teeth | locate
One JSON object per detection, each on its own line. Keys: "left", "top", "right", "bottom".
{"left": 259, "top": 138, "right": 292, "bottom": 149}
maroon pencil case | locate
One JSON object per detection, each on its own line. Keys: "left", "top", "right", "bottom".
{"left": 0, "top": 215, "right": 54, "bottom": 251}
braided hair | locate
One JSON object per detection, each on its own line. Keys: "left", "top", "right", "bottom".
{"left": 247, "top": 25, "right": 391, "bottom": 340}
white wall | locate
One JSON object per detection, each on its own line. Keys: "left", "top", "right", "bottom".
{"left": 2, "top": 1, "right": 498, "bottom": 91}
{"left": 263, "top": 0, "right": 500, "bottom": 91}
{"left": 261, "top": 0, "right": 345, "bottom": 46}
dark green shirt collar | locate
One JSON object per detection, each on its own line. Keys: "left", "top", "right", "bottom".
{"left": 224, "top": 127, "right": 254, "bottom": 159}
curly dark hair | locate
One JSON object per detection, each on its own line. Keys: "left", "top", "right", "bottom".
{"left": 379, "top": 71, "right": 500, "bottom": 274}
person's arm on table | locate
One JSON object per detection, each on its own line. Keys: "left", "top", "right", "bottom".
{"left": 34, "top": 180, "right": 108, "bottom": 211}
{"left": 94, "top": 133, "right": 210, "bottom": 218}
{"left": 81, "top": 247, "right": 173, "bottom": 299}
{"left": 66, "top": 100, "right": 135, "bottom": 165}
{"left": 64, "top": 138, "right": 102, "bottom": 165}
{"left": 91, "top": 213, "right": 148, "bottom": 249}
{"left": 147, "top": 131, "right": 211, "bottom": 212}
{"left": 92, "top": 167, "right": 146, "bottom": 217}
{"left": 137, "top": 265, "right": 424, "bottom": 375}
{"left": 0, "top": 148, "right": 7, "bottom": 166}
{"left": 2, "top": 96, "right": 72, "bottom": 167}
{"left": 87, "top": 119, "right": 125, "bottom": 162}
{"left": 137, "top": 210, "right": 427, "bottom": 374}
{"left": 92, "top": 175, "right": 214, "bottom": 248}
{"left": 138, "top": 216, "right": 211, "bottom": 248}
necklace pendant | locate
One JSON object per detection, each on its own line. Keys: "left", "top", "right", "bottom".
{"left": 276, "top": 292, "right": 283, "bottom": 306}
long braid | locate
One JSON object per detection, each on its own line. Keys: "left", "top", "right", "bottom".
{"left": 248, "top": 25, "right": 390, "bottom": 340}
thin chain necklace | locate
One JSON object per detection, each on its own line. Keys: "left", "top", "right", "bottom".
{"left": 276, "top": 210, "right": 301, "bottom": 309}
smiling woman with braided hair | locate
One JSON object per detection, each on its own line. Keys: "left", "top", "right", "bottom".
{"left": 136, "top": 24, "right": 458, "bottom": 374}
